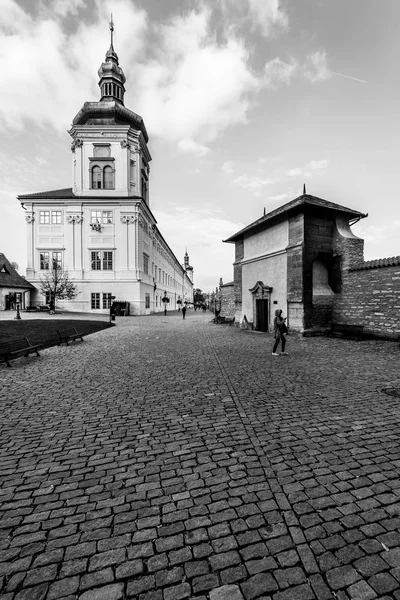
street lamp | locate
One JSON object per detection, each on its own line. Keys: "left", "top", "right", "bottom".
{"left": 109, "top": 295, "right": 116, "bottom": 326}
{"left": 161, "top": 292, "right": 169, "bottom": 315}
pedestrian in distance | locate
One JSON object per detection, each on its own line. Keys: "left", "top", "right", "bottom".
{"left": 182, "top": 305, "right": 187, "bottom": 320}
{"left": 272, "top": 309, "right": 288, "bottom": 356}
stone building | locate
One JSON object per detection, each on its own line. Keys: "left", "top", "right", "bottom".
{"left": 223, "top": 191, "right": 400, "bottom": 338}
{"left": 18, "top": 26, "right": 193, "bottom": 315}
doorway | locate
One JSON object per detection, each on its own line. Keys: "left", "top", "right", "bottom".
{"left": 256, "top": 299, "right": 269, "bottom": 332}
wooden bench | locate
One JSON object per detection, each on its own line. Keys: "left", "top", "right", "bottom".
{"left": 26, "top": 305, "right": 39, "bottom": 312}
{"left": 57, "top": 327, "right": 86, "bottom": 346}
{"left": 0, "top": 336, "right": 44, "bottom": 368}
{"left": 39, "top": 305, "right": 50, "bottom": 312}
{"left": 330, "top": 324, "right": 364, "bottom": 340}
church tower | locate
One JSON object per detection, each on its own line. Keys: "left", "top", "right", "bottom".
{"left": 18, "top": 21, "right": 194, "bottom": 314}
{"left": 184, "top": 250, "right": 194, "bottom": 283}
{"left": 69, "top": 17, "right": 150, "bottom": 201}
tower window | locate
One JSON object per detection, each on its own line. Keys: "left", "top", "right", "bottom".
{"left": 90, "top": 165, "right": 114, "bottom": 190}
{"left": 103, "top": 166, "right": 114, "bottom": 189}
{"left": 92, "top": 166, "right": 102, "bottom": 189}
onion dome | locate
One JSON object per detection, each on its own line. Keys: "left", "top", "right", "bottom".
{"left": 97, "top": 16, "right": 126, "bottom": 105}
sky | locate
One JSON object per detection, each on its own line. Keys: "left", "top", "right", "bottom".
{"left": 1, "top": 0, "right": 399, "bottom": 292}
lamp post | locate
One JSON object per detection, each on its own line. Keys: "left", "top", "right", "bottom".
{"left": 162, "top": 293, "right": 169, "bottom": 316}
{"left": 109, "top": 295, "right": 116, "bottom": 326}
{"left": 14, "top": 303, "right": 21, "bottom": 320}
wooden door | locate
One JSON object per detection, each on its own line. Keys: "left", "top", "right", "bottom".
{"left": 256, "top": 299, "right": 269, "bottom": 332}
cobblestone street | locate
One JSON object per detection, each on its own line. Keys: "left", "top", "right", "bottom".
{"left": 1, "top": 311, "right": 400, "bottom": 600}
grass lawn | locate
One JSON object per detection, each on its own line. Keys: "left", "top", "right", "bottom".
{"left": 0, "top": 319, "right": 112, "bottom": 351}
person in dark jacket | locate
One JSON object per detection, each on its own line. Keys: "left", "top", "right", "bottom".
{"left": 272, "top": 309, "right": 288, "bottom": 355}
{"left": 182, "top": 305, "right": 187, "bottom": 319}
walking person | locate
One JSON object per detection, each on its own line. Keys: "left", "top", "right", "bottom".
{"left": 182, "top": 305, "right": 187, "bottom": 320}
{"left": 272, "top": 309, "right": 288, "bottom": 356}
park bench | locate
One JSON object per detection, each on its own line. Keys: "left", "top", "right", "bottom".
{"left": 330, "top": 323, "right": 364, "bottom": 340}
{"left": 39, "top": 305, "right": 50, "bottom": 312}
{"left": 57, "top": 326, "right": 86, "bottom": 346}
{"left": 26, "top": 305, "right": 39, "bottom": 312}
{"left": 0, "top": 336, "right": 44, "bottom": 368}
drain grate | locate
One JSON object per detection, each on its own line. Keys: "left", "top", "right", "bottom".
{"left": 382, "top": 388, "right": 400, "bottom": 398}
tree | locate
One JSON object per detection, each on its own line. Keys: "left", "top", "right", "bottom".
{"left": 39, "top": 262, "right": 78, "bottom": 309}
{"left": 193, "top": 288, "right": 205, "bottom": 306}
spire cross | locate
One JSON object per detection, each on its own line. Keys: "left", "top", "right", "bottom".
{"left": 109, "top": 14, "right": 114, "bottom": 48}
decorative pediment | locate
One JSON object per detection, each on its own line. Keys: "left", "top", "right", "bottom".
{"left": 249, "top": 281, "right": 272, "bottom": 295}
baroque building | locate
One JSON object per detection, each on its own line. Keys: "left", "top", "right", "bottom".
{"left": 18, "top": 25, "right": 193, "bottom": 314}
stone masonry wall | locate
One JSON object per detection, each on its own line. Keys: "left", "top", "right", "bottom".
{"left": 233, "top": 239, "right": 244, "bottom": 318}
{"left": 333, "top": 264, "right": 400, "bottom": 338}
{"left": 220, "top": 284, "right": 235, "bottom": 317}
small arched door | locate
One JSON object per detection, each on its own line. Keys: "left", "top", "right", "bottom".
{"left": 249, "top": 281, "right": 273, "bottom": 332}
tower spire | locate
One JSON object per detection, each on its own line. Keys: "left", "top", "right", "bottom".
{"left": 98, "top": 17, "right": 126, "bottom": 105}
{"left": 109, "top": 13, "right": 114, "bottom": 49}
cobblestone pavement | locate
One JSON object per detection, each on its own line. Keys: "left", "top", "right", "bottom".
{"left": 1, "top": 311, "right": 400, "bottom": 600}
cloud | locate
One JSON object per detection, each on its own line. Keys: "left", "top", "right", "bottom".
{"left": 177, "top": 139, "right": 210, "bottom": 157}
{"left": 0, "top": 1, "right": 274, "bottom": 155}
{"left": 134, "top": 6, "right": 262, "bottom": 149}
{"left": 222, "top": 161, "right": 234, "bottom": 174}
{"left": 264, "top": 57, "right": 298, "bottom": 90}
{"left": 0, "top": 0, "right": 147, "bottom": 132}
{"left": 155, "top": 205, "right": 244, "bottom": 289}
{"left": 221, "top": 0, "right": 288, "bottom": 38}
{"left": 248, "top": 0, "right": 289, "bottom": 36}
{"left": 304, "top": 49, "right": 332, "bottom": 83}
{"left": 232, "top": 173, "right": 276, "bottom": 196}
{"left": 225, "top": 158, "right": 329, "bottom": 196}
{"left": 269, "top": 191, "right": 293, "bottom": 203}
{"left": 309, "top": 159, "right": 329, "bottom": 170}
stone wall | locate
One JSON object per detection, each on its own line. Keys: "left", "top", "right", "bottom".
{"left": 220, "top": 283, "right": 235, "bottom": 317}
{"left": 233, "top": 239, "right": 244, "bottom": 318}
{"left": 333, "top": 261, "right": 400, "bottom": 338}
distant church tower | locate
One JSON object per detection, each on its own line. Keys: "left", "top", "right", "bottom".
{"left": 184, "top": 250, "right": 194, "bottom": 283}
{"left": 18, "top": 20, "right": 194, "bottom": 314}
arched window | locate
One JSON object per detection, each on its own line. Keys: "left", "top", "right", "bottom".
{"left": 92, "top": 166, "right": 102, "bottom": 189}
{"left": 103, "top": 166, "right": 114, "bottom": 189}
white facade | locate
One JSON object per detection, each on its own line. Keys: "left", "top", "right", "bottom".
{"left": 19, "top": 37, "right": 193, "bottom": 314}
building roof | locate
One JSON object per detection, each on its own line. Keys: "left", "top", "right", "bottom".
{"left": 18, "top": 188, "right": 143, "bottom": 200}
{"left": 224, "top": 193, "right": 367, "bottom": 243}
{"left": 0, "top": 254, "right": 35, "bottom": 290}
{"left": 72, "top": 101, "right": 149, "bottom": 142}
{"left": 349, "top": 255, "right": 400, "bottom": 271}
